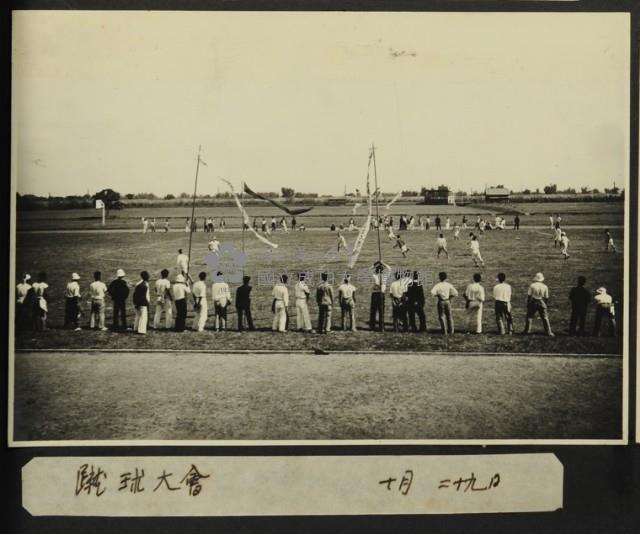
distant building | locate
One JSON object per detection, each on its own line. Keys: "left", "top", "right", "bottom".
{"left": 485, "top": 187, "right": 510, "bottom": 202}
{"left": 423, "top": 188, "right": 455, "bottom": 205}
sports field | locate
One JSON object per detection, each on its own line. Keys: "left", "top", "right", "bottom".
{"left": 12, "top": 202, "right": 626, "bottom": 442}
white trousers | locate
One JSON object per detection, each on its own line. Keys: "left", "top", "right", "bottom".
{"left": 134, "top": 306, "right": 148, "bottom": 334}
{"left": 296, "top": 299, "right": 312, "bottom": 331}
{"left": 153, "top": 299, "right": 173, "bottom": 329}
{"left": 273, "top": 301, "right": 287, "bottom": 332}
{"left": 192, "top": 299, "right": 208, "bottom": 331}
{"left": 466, "top": 302, "right": 483, "bottom": 333}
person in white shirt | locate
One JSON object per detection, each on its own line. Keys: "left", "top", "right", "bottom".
{"left": 89, "top": 271, "right": 108, "bottom": 330}
{"left": 272, "top": 274, "right": 289, "bottom": 332}
{"left": 560, "top": 232, "right": 570, "bottom": 259}
{"left": 549, "top": 215, "right": 554, "bottom": 229}
{"left": 191, "top": 271, "right": 209, "bottom": 332}
{"left": 464, "top": 273, "right": 485, "bottom": 334}
{"left": 337, "top": 231, "right": 348, "bottom": 252}
{"left": 150, "top": 218, "right": 156, "bottom": 232}
{"left": 445, "top": 216, "right": 451, "bottom": 230}
{"left": 431, "top": 271, "right": 459, "bottom": 334}
{"left": 142, "top": 217, "right": 149, "bottom": 233}
{"left": 370, "top": 261, "right": 391, "bottom": 331}
{"left": 469, "top": 235, "right": 485, "bottom": 267}
{"left": 64, "top": 272, "right": 82, "bottom": 331}
{"left": 31, "top": 272, "right": 49, "bottom": 331}
{"left": 184, "top": 218, "right": 190, "bottom": 233}
{"left": 436, "top": 234, "right": 449, "bottom": 258}
{"left": 16, "top": 274, "right": 32, "bottom": 331}
{"left": 453, "top": 223, "right": 461, "bottom": 240}
{"left": 594, "top": 287, "right": 616, "bottom": 337}
{"left": 153, "top": 269, "right": 173, "bottom": 330}
{"left": 523, "top": 272, "right": 554, "bottom": 336}
{"left": 294, "top": 272, "right": 313, "bottom": 332}
{"left": 208, "top": 237, "right": 220, "bottom": 254}
{"left": 338, "top": 275, "right": 357, "bottom": 331}
{"left": 211, "top": 271, "right": 231, "bottom": 331}
{"left": 554, "top": 226, "right": 562, "bottom": 247}
{"left": 176, "top": 249, "right": 189, "bottom": 277}
{"left": 133, "top": 271, "right": 151, "bottom": 334}
{"left": 164, "top": 218, "right": 170, "bottom": 233}
{"left": 172, "top": 274, "right": 191, "bottom": 332}
{"left": 493, "top": 272, "right": 513, "bottom": 335}
{"left": 389, "top": 271, "right": 409, "bottom": 332}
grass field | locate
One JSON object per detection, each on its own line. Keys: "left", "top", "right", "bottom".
{"left": 16, "top": 201, "right": 624, "bottom": 230}
{"left": 15, "top": 223, "right": 624, "bottom": 355}
{"left": 13, "top": 352, "right": 622, "bottom": 441}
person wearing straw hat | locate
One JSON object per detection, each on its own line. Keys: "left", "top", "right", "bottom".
{"left": 89, "top": 271, "right": 108, "bottom": 331}
{"left": 172, "top": 273, "right": 191, "bottom": 332}
{"left": 16, "top": 273, "right": 32, "bottom": 331}
{"left": 153, "top": 269, "right": 173, "bottom": 330}
{"left": 594, "top": 287, "right": 617, "bottom": 337}
{"left": 523, "top": 272, "right": 554, "bottom": 336}
{"left": 133, "top": 271, "right": 151, "bottom": 334}
{"left": 108, "top": 269, "right": 130, "bottom": 331}
{"left": 64, "top": 272, "right": 82, "bottom": 330}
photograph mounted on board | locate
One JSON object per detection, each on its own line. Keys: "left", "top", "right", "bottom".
{"left": 9, "top": 10, "right": 630, "bottom": 445}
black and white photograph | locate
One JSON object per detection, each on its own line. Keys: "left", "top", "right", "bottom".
{"left": 9, "top": 10, "right": 630, "bottom": 445}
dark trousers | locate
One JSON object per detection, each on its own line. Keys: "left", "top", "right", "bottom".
{"left": 318, "top": 304, "right": 331, "bottom": 333}
{"left": 594, "top": 306, "right": 616, "bottom": 337}
{"left": 392, "top": 298, "right": 408, "bottom": 332}
{"left": 112, "top": 300, "right": 127, "bottom": 330}
{"left": 64, "top": 297, "right": 80, "bottom": 328}
{"left": 495, "top": 301, "right": 514, "bottom": 334}
{"left": 237, "top": 305, "right": 254, "bottom": 330}
{"left": 569, "top": 305, "right": 587, "bottom": 335}
{"left": 408, "top": 301, "right": 426, "bottom": 332}
{"left": 174, "top": 298, "right": 187, "bottom": 332}
{"left": 369, "top": 292, "right": 385, "bottom": 331}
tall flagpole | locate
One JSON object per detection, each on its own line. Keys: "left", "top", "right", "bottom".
{"left": 371, "top": 143, "right": 382, "bottom": 263}
{"left": 186, "top": 145, "right": 202, "bottom": 279}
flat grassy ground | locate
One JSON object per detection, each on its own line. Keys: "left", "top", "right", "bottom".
{"left": 15, "top": 225, "right": 624, "bottom": 354}
{"left": 16, "top": 201, "right": 624, "bottom": 230}
{"left": 14, "top": 352, "right": 622, "bottom": 441}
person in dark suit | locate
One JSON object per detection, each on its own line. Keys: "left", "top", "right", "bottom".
{"left": 108, "top": 269, "right": 130, "bottom": 331}
{"left": 236, "top": 275, "right": 255, "bottom": 331}
{"left": 407, "top": 271, "right": 426, "bottom": 332}
{"left": 569, "top": 276, "right": 591, "bottom": 335}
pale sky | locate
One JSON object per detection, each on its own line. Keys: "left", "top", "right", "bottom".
{"left": 12, "top": 10, "right": 630, "bottom": 197}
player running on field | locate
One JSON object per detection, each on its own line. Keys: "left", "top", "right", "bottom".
{"left": 605, "top": 229, "right": 617, "bottom": 252}
{"left": 469, "top": 234, "right": 485, "bottom": 267}
{"left": 394, "top": 235, "right": 410, "bottom": 258}
{"left": 560, "top": 231, "right": 570, "bottom": 259}
{"left": 337, "top": 230, "right": 348, "bottom": 252}
{"left": 436, "top": 233, "right": 449, "bottom": 258}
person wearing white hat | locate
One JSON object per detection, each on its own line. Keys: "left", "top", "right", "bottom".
{"left": 594, "top": 287, "right": 616, "bottom": 337}
{"left": 132, "top": 271, "right": 151, "bottom": 334}
{"left": 64, "top": 273, "right": 82, "bottom": 330}
{"left": 523, "top": 272, "right": 554, "bottom": 336}
{"left": 16, "top": 273, "right": 32, "bottom": 331}
{"left": 89, "top": 271, "right": 108, "bottom": 331}
{"left": 108, "top": 269, "right": 130, "bottom": 331}
{"left": 294, "top": 272, "right": 312, "bottom": 332}
{"left": 172, "top": 273, "right": 191, "bottom": 332}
